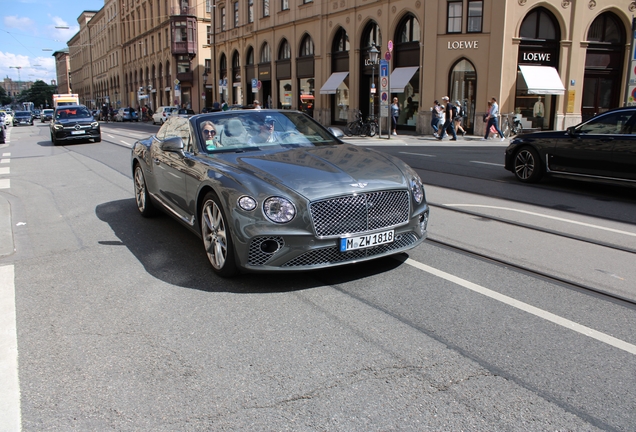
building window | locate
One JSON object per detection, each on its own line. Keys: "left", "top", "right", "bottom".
{"left": 248, "top": 0, "right": 254, "bottom": 23}
{"left": 151, "top": 35, "right": 155, "bottom": 53}
{"left": 447, "top": 1, "right": 462, "bottom": 34}
{"left": 279, "top": 40, "right": 291, "bottom": 59}
{"left": 300, "top": 36, "right": 314, "bottom": 56}
{"left": 303, "top": 0, "right": 312, "bottom": 3}
{"left": 467, "top": 1, "right": 483, "bottom": 33}
{"left": 221, "top": 7, "right": 226, "bottom": 31}
{"left": 206, "top": 0, "right": 212, "bottom": 13}
{"left": 260, "top": 42, "right": 270, "bottom": 62}
{"left": 281, "top": 0, "right": 289, "bottom": 11}
{"left": 207, "top": 25, "right": 212, "bottom": 45}
{"left": 234, "top": 2, "right": 239, "bottom": 27}
{"left": 263, "top": 0, "right": 269, "bottom": 17}
{"left": 205, "top": 59, "right": 211, "bottom": 74}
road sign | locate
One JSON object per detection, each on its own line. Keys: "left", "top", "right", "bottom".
{"left": 174, "top": 79, "right": 180, "bottom": 85}
{"left": 388, "top": 40, "right": 394, "bottom": 52}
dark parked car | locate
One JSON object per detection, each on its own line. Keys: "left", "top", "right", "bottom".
{"left": 41, "top": 109, "right": 54, "bottom": 122}
{"left": 0, "top": 121, "right": 5, "bottom": 144}
{"left": 131, "top": 110, "right": 429, "bottom": 277}
{"left": 50, "top": 105, "right": 101, "bottom": 145}
{"left": 505, "top": 106, "right": 636, "bottom": 187}
{"left": 13, "top": 111, "right": 34, "bottom": 126}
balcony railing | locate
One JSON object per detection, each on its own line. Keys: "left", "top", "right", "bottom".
{"left": 176, "top": 72, "right": 194, "bottom": 83}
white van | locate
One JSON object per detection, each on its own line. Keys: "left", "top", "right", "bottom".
{"left": 152, "top": 106, "right": 177, "bottom": 125}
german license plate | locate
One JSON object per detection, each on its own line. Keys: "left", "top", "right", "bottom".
{"left": 71, "top": 130, "right": 85, "bottom": 135}
{"left": 340, "top": 230, "right": 394, "bottom": 252}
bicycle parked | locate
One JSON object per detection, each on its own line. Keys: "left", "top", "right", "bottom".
{"left": 344, "top": 110, "right": 378, "bottom": 137}
{"left": 501, "top": 113, "right": 523, "bottom": 138}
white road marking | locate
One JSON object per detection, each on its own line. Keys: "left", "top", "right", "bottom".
{"left": 470, "top": 161, "right": 504, "bottom": 167}
{"left": 0, "top": 167, "right": 9, "bottom": 175}
{"left": 0, "top": 265, "right": 21, "bottom": 431}
{"left": 406, "top": 258, "right": 636, "bottom": 355}
{"left": 0, "top": 159, "right": 9, "bottom": 164}
{"left": 107, "top": 134, "right": 115, "bottom": 138}
{"left": 399, "top": 152, "right": 436, "bottom": 157}
{"left": 2, "top": 153, "right": 10, "bottom": 157}
{"left": 0, "top": 179, "right": 9, "bottom": 189}
{"left": 120, "top": 140, "right": 132, "bottom": 147}
{"left": 444, "top": 204, "right": 636, "bottom": 237}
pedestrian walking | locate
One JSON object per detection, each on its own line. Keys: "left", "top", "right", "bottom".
{"left": 391, "top": 97, "right": 399, "bottom": 135}
{"left": 431, "top": 100, "right": 442, "bottom": 137}
{"left": 454, "top": 100, "right": 466, "bottom": 137}
{"left": 437, "top": 96, "right": 457, "bottom": 141}
{"left": 483, "top": 97, "right": 505, "bottom": 141}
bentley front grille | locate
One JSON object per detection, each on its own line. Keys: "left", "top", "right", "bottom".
{"left": 281, "top": 233, "right": 418, "bottom": 267}
{"left": 309, "top": 190, "right": 410, "bottom": 238}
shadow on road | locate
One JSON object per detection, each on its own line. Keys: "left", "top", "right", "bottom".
{"left": 95, "top": 198, "right": 404, "bottom": 293}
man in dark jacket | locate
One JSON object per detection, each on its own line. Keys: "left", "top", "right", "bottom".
{"left": 437, "top": 96, "right": 457, "bottom": 141}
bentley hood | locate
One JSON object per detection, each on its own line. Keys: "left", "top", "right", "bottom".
{"left": 230, "top": 144, "right": 410, "bottom": 200}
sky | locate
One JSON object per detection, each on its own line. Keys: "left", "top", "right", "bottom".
{"left": 1, "top": 0, "right": 104, "bottom": 87}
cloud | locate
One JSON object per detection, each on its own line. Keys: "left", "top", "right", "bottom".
{"left": 3, "top": 16, "right": 36, "bottom": 31}
{"left": 47, "top": 15, "right": 79, "bottom": 43}
{"left": 0, "top": 51, "right": 58, "bottom": 85}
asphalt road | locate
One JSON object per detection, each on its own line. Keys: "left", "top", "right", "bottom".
{"left": 1, "top": 122, "right": 635, "bottom": 431}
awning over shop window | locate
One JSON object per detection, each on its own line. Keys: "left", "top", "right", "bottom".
{"left": 319, "top": 72, "right": 349, "bottom": 94}
{"left": 518, "top": 65, "right": 565, "bottom": 95}
{"left": 390, "top": 67, "right": 419, "bottom": 93}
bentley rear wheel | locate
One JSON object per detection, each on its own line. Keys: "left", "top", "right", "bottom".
{"left": 201, "top": 192, "right": 237, "bottom": 277}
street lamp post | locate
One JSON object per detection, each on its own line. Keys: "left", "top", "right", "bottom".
{"left": 9, "top": 66, "right": 23, "bottom": 94}
{"left": 368, "top": 44, "right": 379, "bottom": 121}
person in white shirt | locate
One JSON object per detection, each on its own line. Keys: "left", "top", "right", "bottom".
{"left": 253, "top": 100, "right": 262, "bottom": 110}
{"left": 483, "top": 97, "right": 505, "bottom": 141}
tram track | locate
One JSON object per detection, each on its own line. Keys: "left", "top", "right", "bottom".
{"left": 425, "top": 203, "right": 636, "bottom": 307}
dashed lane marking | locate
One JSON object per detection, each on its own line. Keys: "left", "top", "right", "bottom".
{"left": 405, "top": 258, "right": 636, "bottom": 355}
{"left": 470, "top": 161, "right": 504, "bottom": 166}
{"left": 120, "top": 140, "right": 132, "bottom": 147}
{"left": 0, "top": 179, "right": 9, "bottom": 189}
{"left": 0, "top": 167, "right": 9, "bottom": 175}
{"left": 399, "top": 152, "right": 436, "bottom": 157}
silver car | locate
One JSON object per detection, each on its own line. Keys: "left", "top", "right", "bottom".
{"left": 131, "top": 110, "right": 429, "bottom": 277}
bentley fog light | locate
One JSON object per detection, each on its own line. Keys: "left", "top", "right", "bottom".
{"left": 419, "top": 211, "right": 429, "bottom": 233}
{"left": 238, "top": 195, "right": 257, "bottom": 211}
{"left": 263, "top": 197, "right": 296, "bottom": 223}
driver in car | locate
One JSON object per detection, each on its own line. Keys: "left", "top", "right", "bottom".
{"left": 249, "top": 116, "right": 279, "bottom": 144}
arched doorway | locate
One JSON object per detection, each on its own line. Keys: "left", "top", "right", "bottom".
{"left": 232, "top": 50, "right": 242, "bottom": 105}
{"left": 277, "top": 39, "right": 292, "bottom": 109}
{"left": 359, "top": 21, "right": 382, "bottom": 120}
{"left": 582, "top": 12, "right": 626, "bottom": 121}
{"left": 329, "top": 27, "right": 350, "bottom": 125}
{"left": 297, "top": 34, "right": 315, "bottom": 117}
{"left": 516, "top": 7, "right": 562, "bottom": 131}
{"left": 219, "top": 53, "right": 228, "bottom": 104}
{"left": 258, "top": 43, "right": 272, "bottom": 108}
{"left": 245, "top": 46, "right": 255, "bottom": 106}
{"left": 393, "top": 13, "right": 421, "bottom": 131}
{"left": 449, "top": 58, "right": 476, "bottom": 134}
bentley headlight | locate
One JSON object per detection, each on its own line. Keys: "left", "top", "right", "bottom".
{"left": 410, "top": 175, "right": 424, "bottom": 204}
{"left": 263, "top": 197, "right": 296, "bottom": 223}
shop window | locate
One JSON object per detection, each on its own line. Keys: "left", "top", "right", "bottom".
{"left": 399, "top": 15, "right": 420, "bottom": 42}
{"left": 447, "top": 1, "right": 462, "bottom": 34}
{"left": 300, "top": 36, "right": 314, "bottom": 56}
{"left": 520, "top": 8, "right": 557, "bottom": 40}
{"left": 467, "top": 1, "right": 483, "bottom": 33}
{"left": 279, "top": 40, "right": 291, "bottom": 59}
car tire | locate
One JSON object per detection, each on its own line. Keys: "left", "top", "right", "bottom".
{"left": 200, "top": 191, "right": 238, "bottom": 277}
{"left": 50, "top": 133, "right": 57, "bottom": 146}
{"left": 94, "top": 135, "right": 101, "bottom": 143}
{"left": 513, "top": 146, "right": 543, "bottom": 183}
{"left": 133, "top": 164, "right": 157, "bottom": 217}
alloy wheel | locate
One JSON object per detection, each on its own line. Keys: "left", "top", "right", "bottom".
{"left": 202, "top": 199, "right": 228, "bottom": 270}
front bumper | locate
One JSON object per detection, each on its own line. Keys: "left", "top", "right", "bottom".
{"left": 52, "top": 128, "right": 101, "bottom": 141}
{"left": 236, "top": 207, "right": 429, "bottom": 272}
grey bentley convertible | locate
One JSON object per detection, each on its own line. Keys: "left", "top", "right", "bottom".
{"left": 131, "top": 110, "right": 429, "bottom": 276}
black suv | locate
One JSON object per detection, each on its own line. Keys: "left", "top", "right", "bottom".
{"left": 50, "top": 105, "right": 101, "bottom": 145}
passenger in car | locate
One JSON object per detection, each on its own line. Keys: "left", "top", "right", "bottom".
{"left": 201, "top": 121, "right": 219, "bottom": 150}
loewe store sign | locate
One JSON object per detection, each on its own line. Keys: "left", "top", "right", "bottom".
{"left": 447, "top": 40, "right": 479, "bottom": 50}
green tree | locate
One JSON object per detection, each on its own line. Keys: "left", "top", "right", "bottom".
{"left": 0, "top": 86, "right": 11, "bottom": 106}
{"left": 17, "top": 80, "right": 57, "bottom": 108}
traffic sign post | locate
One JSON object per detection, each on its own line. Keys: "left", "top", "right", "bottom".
{"left": 380, "top": 59, "right": 390, "bottom": 139}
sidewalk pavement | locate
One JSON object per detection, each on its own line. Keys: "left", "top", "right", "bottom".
{"left": 341, "top": 132, "right": 510, "bottom": 147}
